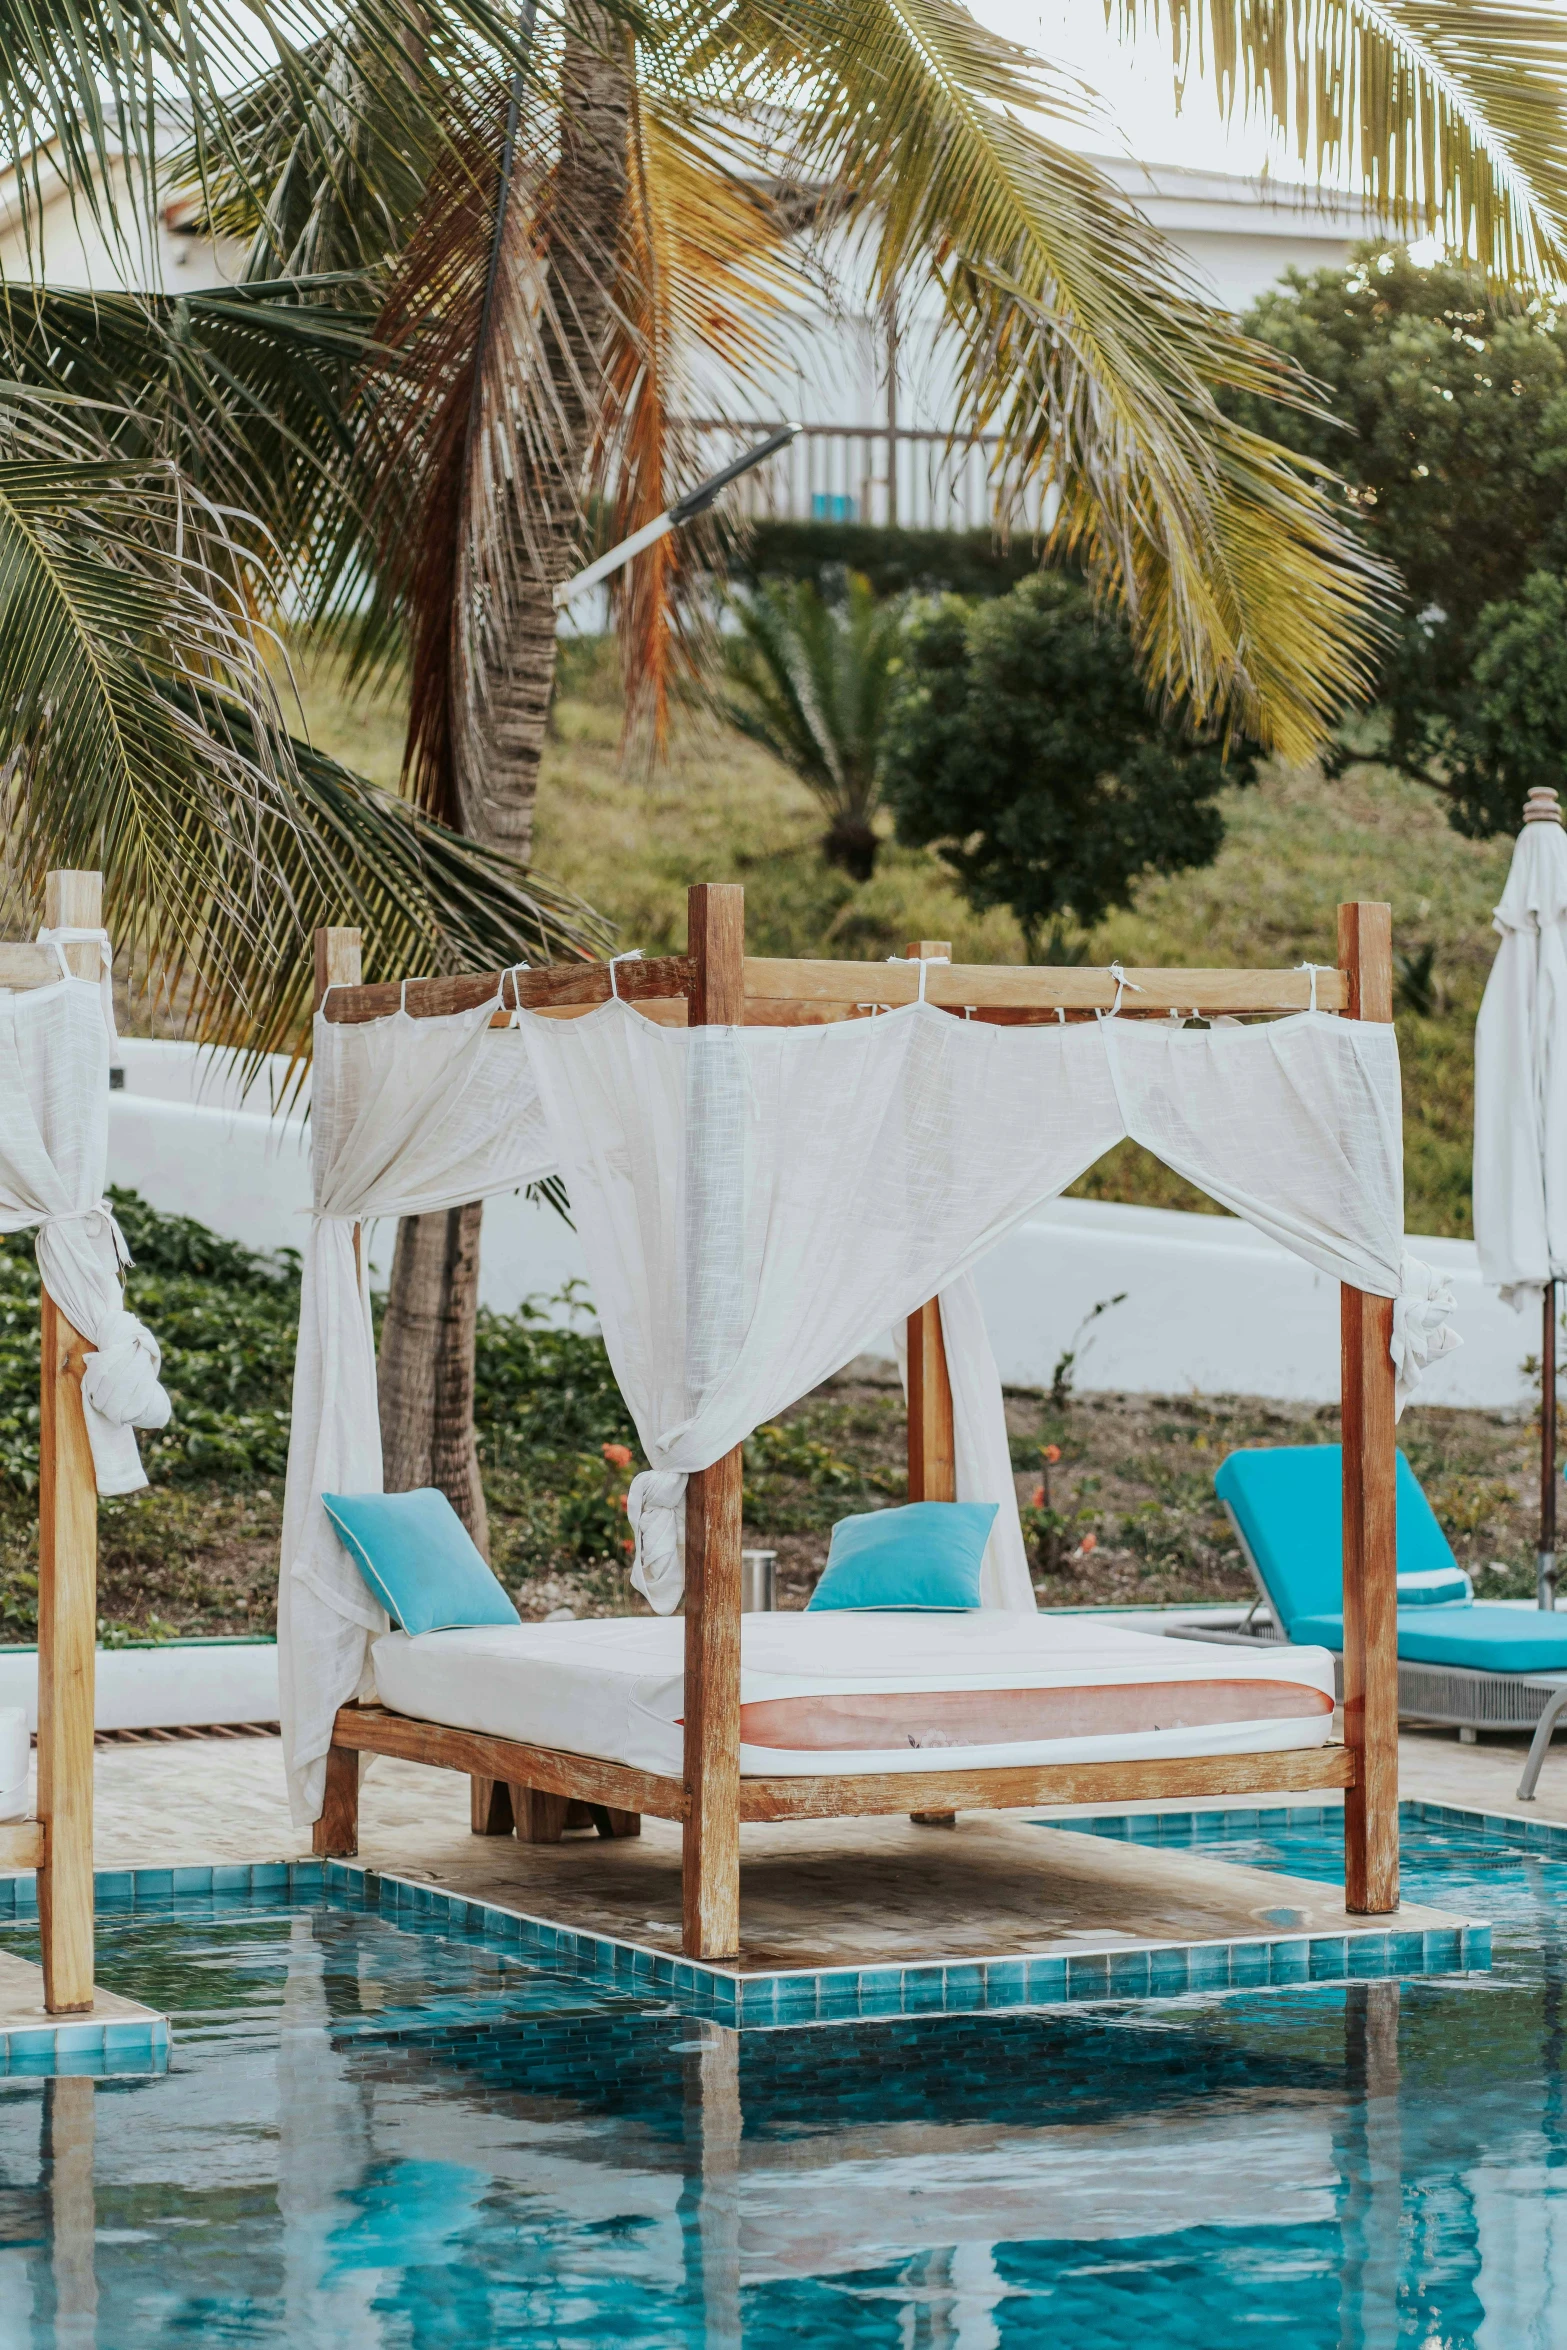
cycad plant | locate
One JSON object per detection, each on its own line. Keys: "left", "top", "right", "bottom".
{"left": 724, "top": 575, "right": 906, "bottom": 881}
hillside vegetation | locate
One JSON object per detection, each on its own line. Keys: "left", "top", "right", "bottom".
{"left": 299, "top": 639, "right": 1512, "bottom": 1239}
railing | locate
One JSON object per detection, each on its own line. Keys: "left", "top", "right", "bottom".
{"left": 681, "top": 418, "right": 1051, "bottom": 536}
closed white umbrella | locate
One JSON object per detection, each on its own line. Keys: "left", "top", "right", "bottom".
{"left": 1474, "top": 785, "right": 1567, "bottom": 1607}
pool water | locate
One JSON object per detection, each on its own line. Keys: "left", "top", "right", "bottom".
{"left": 1, "top": 1810, "right": 1564, "bottom": 2347}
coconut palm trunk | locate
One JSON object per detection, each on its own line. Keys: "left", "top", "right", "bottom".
{"left": 379, "top": 0, "right": 633, "bottom": 1526}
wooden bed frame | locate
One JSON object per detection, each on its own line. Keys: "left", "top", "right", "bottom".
{"left": 311, "top": 885, "right": 1400, "bottom": 1961}
{"left": 0, "top": 871, "right": 111, "bottom": 2012}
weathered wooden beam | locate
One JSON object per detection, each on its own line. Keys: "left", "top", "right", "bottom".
{"left": 741, "top": 957, "right": 1347, "bottom": 1016}
{"left": 1338, "top": 900, "right": 1400, "bottom": 1918}
{"left": 738, "top": 1742, "right": 1356, "bottom": 1822}
{"left": 313, "top": 1741, "right": 361, "bottom": 1857}
{"left": 0, "top": 942, "right": 69, "bottom": 989}
{"left": 319, "top": 954, "right": 695, "bottom": 1023}
{"left": 327, "top": 1704, "right": 686, "bottom": 1819}
{"left": 36, "top": 870, "right": 101, "bottom": 2017}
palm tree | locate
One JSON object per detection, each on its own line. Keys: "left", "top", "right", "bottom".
{"left": 5, "top": 0, "right": 1564, "bottom": 1521}
{"left": 723, "top": 573, "right": 907, "bottom": 881}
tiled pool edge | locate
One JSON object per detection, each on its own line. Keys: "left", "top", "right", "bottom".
{"left": 1, "top": 1821, "right": 1490, "bottom": 2035}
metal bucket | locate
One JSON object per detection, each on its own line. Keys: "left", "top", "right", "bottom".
{"left": 741, "top": 1549, "right": 777, "bottom": 1612}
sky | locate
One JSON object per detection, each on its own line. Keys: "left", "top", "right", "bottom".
{"left": 967, "top": 1, "right": 1325, "bottom": 184}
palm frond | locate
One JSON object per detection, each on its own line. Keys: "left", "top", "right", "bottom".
{"left": 683, "top": 0, "right": 1394, "bottom": 757}
{"left": 170, "top": 689, "right": 615, "bottom": 1060}
{"left": 1117, "top": 0, "right": 1567, "bottom": 285}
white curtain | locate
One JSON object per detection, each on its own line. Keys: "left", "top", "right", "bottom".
{"left": 1474, "top": 817, "right": 1567, "bottom": 1307}
{"left": 281, "top": 992, "right": 1459, "bottom": 1823}
{"left": 280, "top": 996, "right": 557, "bottom": 1820}
{"left": 0, "top": 954, "right": 168, "bottom": 1495}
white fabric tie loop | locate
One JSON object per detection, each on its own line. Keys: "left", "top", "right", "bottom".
{"left": 1296, "top": 962, "right": 1330, "bottom": 1015}
{"left": 626, "top": 1469, "right": 688, "bottom": 1612}
{"left": 1101, "top": 963, "right": 1143, "bottom": 1019}
{"left": 1391, "top": 1252, "right": 1462, "bottom": 1411}
{"left": 500, "top": 960, "right": 531, "bottom": 1018}
{"left": 886, "top": 952, "right": 951, "bottom": 1005}
{"left": 608, "top": 949, "right": 643, "bottom": 1002}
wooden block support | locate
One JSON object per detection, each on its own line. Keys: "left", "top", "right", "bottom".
{"left": 682, "top": 883, "right": 747, "bottom": 1961}
{"left": 313, "top": 1742, "right": 360, "bottom": 1857}
{"left": 471, "top": 1775, "right": 515, "bottom": 1835}
{"left": 904, "top": 939, "right": 960, "bottom": 1827}
{"left": 1338, "top": 902, "right": 1400, "bottom": 1916}
{"left": 314, "top": 924, "right": 364, "bottom": 1010}
{"left": 37, "top": 870, "right": 103, "bottom": 2017}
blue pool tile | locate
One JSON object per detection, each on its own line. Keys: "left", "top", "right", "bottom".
{"left": 1229, "top": 1942, "right": 1271, "bottom": 1989}
{"left": 133, "top": 1869, "right": 174, "bottom": 1902}
{"left": 902, "top": 1968, "right": 946, "bottom": 2013}
{"left": 816, "top": 1975, "right": 862, "bottom": 2019}
{"left": 1106, "top": 1949, "right": 1150, "bottom": 1997}
{"left": 209, "top": 1866, "right": 252, "bottom": 1894}
{"left": 1387, "top": 1930, "right": 1426, "bottom": 1973}
{"left": 1309, "top": 1936, "right": 1349, "bottom": 1982}
{"left": 774, "top": 1978, "right": 821, "bottom": 2025}
{"left": 1423, "top": 1929, "right": 1463, "bottom": 1972}
{"left": 982, "top": 1959, "right": 1027, "bottom": 2009}
{"left": 1026, "top": 1957, "right": 1067, "bottom": 2004}
{"left": 1268, "top": 1940, "right": 1310, "bottom": 1984}
{"left": 248, "top": 1863, "right": 288, "bottom": 1893}
{"left": 171, "top": 1866, "right": 213, "bottom": 1897}
{"left": 1148, "top": 1948, "right": 1192, "bottom": 1995}
{"left": 96, "top": 1870, "right": 136, "bottom": 1905}
{"left": 942, "top": 1963, "right": 983, "bottom": 2010}
{"left": 1065, "top": 1953, "right": 1110, "bottom": 2000}
{"left": 1186, "top": 1943, "right": 1233, "bottom": 1991}
{"left": 855, "top": 1967, "right": 904, "bottom": 2017}
{"left": 4, "top": 2027, "right": 64, "bottom": 2059}
{"left": 1347, "top": 1933, "right": 1392, "bottom": 1978}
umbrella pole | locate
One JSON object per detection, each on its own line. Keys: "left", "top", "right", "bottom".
{"left": 1542, "top": 1280, "right": 1558, "bottom": 1611}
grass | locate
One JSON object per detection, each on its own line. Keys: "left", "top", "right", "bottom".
{"left": 288, "top": 635, "right": 1511, "bottom": 1238}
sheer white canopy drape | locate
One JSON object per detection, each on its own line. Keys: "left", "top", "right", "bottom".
{"left": 1474, "top": 815, "right": 1567, "bottom": 1307}
{"left": 280, "top": 993, "right": 1459, "bottom": 1823}
{"left": 0, "top": 954, "right": 169, "bottom": 1495}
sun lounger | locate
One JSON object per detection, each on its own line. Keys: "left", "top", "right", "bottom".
{"left": 1214, "top": 1444, "right": 1567, "bottom": 1800}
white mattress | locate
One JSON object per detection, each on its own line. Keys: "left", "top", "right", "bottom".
{"left": 371, "top": 1612, "right": 1336, "bottom": 1779}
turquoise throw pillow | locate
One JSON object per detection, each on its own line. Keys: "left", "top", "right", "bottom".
{"left": 807, "top": 1501, "right": 997, "bottom": 1612}
{"left": 321, "top": 1488, "right": 521, "bottom": 1635}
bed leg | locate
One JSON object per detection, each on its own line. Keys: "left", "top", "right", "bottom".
{"left": 471, "top": 1776, "right": 515, "bottom": 1835}
{"left": 313, "top": 1743, "right": 359, "bottom": 1858}
{"left": 511, "top": 1786, "right": 571, "bottom": 1843}
{"left": 910, "top": 1811, "right": 956, "bottom": 1827}
{"left": 591, "top": 1806, "right": 642, "bottom": 1839}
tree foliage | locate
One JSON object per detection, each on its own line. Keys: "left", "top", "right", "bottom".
{"left": 882, "top": 573, "right": 1256, "bottom": 953}
{"left": 1233, "top": 244, "right": 1567, "bottom": 829}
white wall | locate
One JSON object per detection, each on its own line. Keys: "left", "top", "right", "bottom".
{"left": 111, "top": 1040, "right": 1532, "bottom": 1411}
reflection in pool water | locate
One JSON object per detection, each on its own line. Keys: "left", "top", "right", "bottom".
{"left": 0, "top": 1811, "right": 1563, "bottom": 2346}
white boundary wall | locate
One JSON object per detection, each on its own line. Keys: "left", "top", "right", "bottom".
{"left": 109, "top": 1040, "right": 1535, "bottom": 1412}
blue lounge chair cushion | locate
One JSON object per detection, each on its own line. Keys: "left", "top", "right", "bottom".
{"left": 1288, "top": 1607, "right": 1567, "bottom": 1676}
{"left": 1213, "top": 1445, "right": 1459, "bottom": 1633}
{"left": 322, "top": 1487, "right": 520, "bottom": 1635}
{"left": 807, "top": 1501, "right": 997, "bottom": 1611}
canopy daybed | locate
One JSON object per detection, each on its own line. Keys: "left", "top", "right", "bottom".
{"left": 0, "top": 870, "right": 171, "bottom": 2011}
{"left": 288, "top": 887, "right": 1455, "bottom": 1960}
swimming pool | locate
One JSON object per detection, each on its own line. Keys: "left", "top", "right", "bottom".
{"left": 0, "top": 1806, "right": 1560, "bottom": 2346}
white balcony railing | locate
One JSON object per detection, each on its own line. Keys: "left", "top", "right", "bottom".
{"left": 682, "top": 418, "right": 1050, "bottom": 536}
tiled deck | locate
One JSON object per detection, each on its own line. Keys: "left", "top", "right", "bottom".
{"left": 0, "top": 1726, "right": 1509, "bottom": 1997}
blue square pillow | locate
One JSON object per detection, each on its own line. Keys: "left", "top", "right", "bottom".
{"left": 806, "top": 1501, "right": 998, "bottom": 1612}
{"left": 321, "top": 1488, "right": 521, "bottom": 1636}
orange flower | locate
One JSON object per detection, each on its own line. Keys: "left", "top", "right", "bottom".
{"left": 602, "top": 1442, "right": 633, "bottom": 1468}
{"left": 1078, "top": 1532, "right": 1097, "bottom": 1556}
{"left": 1031, "top": 1485, "right": 1045, "bottom": 1508}
{"left": 1042, "top": 1444, "right": 1061, "bottom": 1464}
{"left": 618, "top": 1493, "right": 629, "bottom": 1512}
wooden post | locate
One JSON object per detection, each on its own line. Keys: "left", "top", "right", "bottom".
{"left": 37, "top": 871, "right": 104, "bottom": 2015}
{"left": 311, "top": 926, "right": 366, "bottom": 1863}
{"left": 1338, "top": 902, "right": 1399, "bottom": 1916}
{"left": 682, "top": 883, "right": 747, "bottom": 1961}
